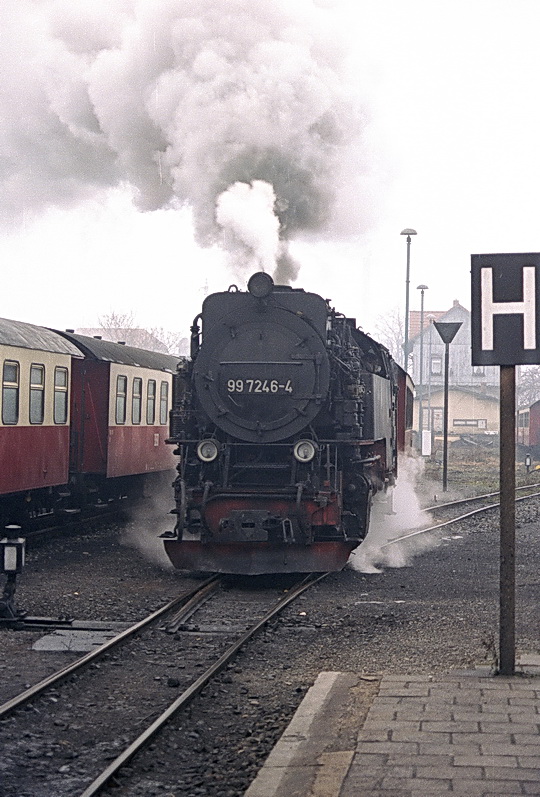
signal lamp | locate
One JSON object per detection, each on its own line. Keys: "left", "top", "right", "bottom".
{"left": 248, "top": 272, "right": 274, "bottom": 298}
{"left": 293, "top": 440, "right": 317, "bottom": 463}
{"left": 1, "top": 526, "right": 25, "bottom": 574}
{"left": 197, "top": 439, "right": 219, "bottom": 463}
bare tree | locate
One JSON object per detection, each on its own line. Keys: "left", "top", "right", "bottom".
{"left": 93, "top": 313, "right": 188, "bottom": 356}
{"left": 373, "top": 307, "right": 404, "bottom": 363}
{"left": 517, "top": 365, "right": 540, "bottom": 408}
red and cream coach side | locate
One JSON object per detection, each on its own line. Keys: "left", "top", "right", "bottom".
{"left": 0, "top": 318, "right": 82, "bottom": 522}
{"left": 57, "top": 332, "right": 179, "bottom": 500}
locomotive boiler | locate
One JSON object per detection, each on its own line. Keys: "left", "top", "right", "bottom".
{"left": 164, "top": 272, "right": 411, "bottom": 574}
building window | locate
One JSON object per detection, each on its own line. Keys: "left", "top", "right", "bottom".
{"left": 54, "top": 367, "right": 69, "bottom": 424}
{"left": 160, "top": 381, "right": 169, "bottom": 425}
{"left": 30, "top": 364, "right": 45, "bottom": 424}
{"left": 519, "top": 411, "right": 530, "bottom": 428}
{"left": 432, "top": 408, "right": 443, "bottom": 432}
{"left": 431, "top": 355, "right": 442, "bottom": 375}
{"left": 146, "top": 380, "right": 156, "bottom": 424}
{"left": 2, "top": 360, "right": 19, "bottom": 425}
{"left": 132, "top": 377, "right": 142, "bottom": 424}
{"left": 473, "top": 366, "right": 485, "bottom": 376}
{"left": 116, "top": 375, "right": 127, "bottom": 424}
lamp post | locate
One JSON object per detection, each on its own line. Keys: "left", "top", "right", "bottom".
{"left": 400, "top": 228, "right": 417, "bottom": 370}
{"left": 417, "top": 284, "right": 428, "bottom": 451}
{"left": 426, "top": 314, "right": 436, "bottom": 454}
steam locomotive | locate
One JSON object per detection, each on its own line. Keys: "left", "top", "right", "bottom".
{"left": 164, "top": 273, "right": 413, "bottom": 574}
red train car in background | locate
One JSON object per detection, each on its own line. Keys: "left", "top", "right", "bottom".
{"left": 517, "top": 399, "right": 540, "bottom": 457}
{"left": 395, "top": 367, "right": 414, "bottom": 457}
{"left": 0, "top": 319, "right": 179, "bottom": 526}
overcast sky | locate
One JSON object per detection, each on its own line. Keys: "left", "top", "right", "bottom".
{"left": 1, "top": 0, "right": 538, "bottom": 341}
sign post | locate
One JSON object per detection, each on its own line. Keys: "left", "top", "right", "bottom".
{"left": 433, "top": 322, "right": 462, "bottom": 491}
{"left": 471, "top": 252, "right": 540, "bottom": 676}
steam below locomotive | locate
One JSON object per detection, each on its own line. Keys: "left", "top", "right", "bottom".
{"left": 163, "top": 272, "right": 413, "bottom": 574}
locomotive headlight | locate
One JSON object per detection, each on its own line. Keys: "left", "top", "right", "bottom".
{"left": 197, "top": 439, "right": 219, "bottom": 463}
{"left": 247, "top": 272, "right": 274, "bottom": 298}
{"left": 293, "top": 440, "right": 317, "bottom": 463}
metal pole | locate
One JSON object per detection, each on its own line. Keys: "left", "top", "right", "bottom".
{"left": 442, "top": 341, "right": 450, "bottom": 491}
{"left": 499, "top": 364, "right": 516, "bottom": 676}
{"left": 404, "top": 235, "right": 411, "bottom": 369}
{"left": 427, "top": 318, "right": 433, "bottom": 445}
{"left": 417, "top": 286, "right": 427, "bottom": 448}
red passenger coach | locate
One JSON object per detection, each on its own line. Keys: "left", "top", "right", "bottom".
{"left": 0, "top": 317, "right": 180, "bottom": 527}
{"left": 58, "top": 333, "right": 179, "bottom": 497}
{"left": 0, "top": 319, "right": 82, "bottom": 518}
{"left": 395, "top": 366, "right": 414, "bottom": 456}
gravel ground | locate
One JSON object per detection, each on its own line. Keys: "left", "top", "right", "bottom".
{"left": 1, "top": 489, "right": 539, "bottom": 796}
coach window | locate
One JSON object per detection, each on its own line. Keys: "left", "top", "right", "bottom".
{"left": 132, "top": 377, "right": 142, "bottom": 424}
{"left": 30, "top": 364, "right": 45, "bottom": 424}
{"left": 146, "top": 379, "right": 156, "bottom": 424}
{"left": 160, "top": 381, "right": 169, "bottom": 425}
{"left": 2, "top": 360, "right": 19, "bottom": 425}
{"left": 116, "top": 375, "right": 127, "bottom": 424}
{"left": 54, "top": 367, "right": 69, "bottom": 424}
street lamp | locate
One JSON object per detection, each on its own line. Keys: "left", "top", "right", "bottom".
{"left": 426, "top": 313, "right": 436, "bottom": 453}
{"left": 417, "top": 284, "right": 428, "bottom": 451}
{"left": 400, "top": 228, "right": 417, "bottom": 370}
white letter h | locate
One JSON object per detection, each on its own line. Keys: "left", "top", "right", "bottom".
{"left": 481, "top": 266, "right": 536, "bottom": 350}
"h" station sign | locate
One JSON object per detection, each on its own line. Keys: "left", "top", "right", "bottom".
{"left": 471, "top": 251, "right": 540, "bottom": 676}
{"left": 471, "top": 252, "right": 540, "bottom": 366}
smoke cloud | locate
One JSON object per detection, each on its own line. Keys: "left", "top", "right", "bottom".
{"left": 1, "top": 1, "right": 372, "bottom": 280}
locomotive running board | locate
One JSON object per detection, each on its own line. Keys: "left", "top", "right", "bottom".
{"left": 163, "top": 540, "right": 356, "bottom": 575}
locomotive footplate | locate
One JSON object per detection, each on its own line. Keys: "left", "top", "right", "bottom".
{"left": 163, "top": 539, "right": 357, "bottom": 575}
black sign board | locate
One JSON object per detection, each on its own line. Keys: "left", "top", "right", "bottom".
{"left": 471, "top": 253, "right": 540, "bottom": 366}
{"left": 433, "top": 322, "right": 462, "bottom": 346}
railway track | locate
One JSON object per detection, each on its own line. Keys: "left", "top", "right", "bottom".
{"left": 385, "top": 481, "right": 540, "bottom": 549}
{"left": 0, "top": 572, "right": 328, "bottom": 797}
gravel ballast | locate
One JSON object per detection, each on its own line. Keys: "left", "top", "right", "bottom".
{"left": 0, "top": 492, "right": 539, "bottom": 796}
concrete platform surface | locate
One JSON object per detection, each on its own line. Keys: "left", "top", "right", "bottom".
{"left": 245, "top": 659, "right": 540, "bottom": 797}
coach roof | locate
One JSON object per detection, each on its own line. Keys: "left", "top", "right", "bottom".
{"left": 0, "top": 317, "right": 83, "bottom": 356}
{"left": 55, "top": 331, "right": 180, "bottom": 372}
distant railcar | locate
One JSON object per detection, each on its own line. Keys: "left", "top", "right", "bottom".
{"left": 517, "top": 399, "right": 540, "bottom": 458}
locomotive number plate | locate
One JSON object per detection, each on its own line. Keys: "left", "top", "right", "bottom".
{"left": 227, "top": 379, "right": 293, "bottom": 394}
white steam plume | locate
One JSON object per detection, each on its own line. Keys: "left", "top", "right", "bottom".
{"left": 216, "top": 181, "right": 280, "bottom": 276}
{"left": 349, "top": 457, "right": 440, "bottom": 573}
{"left": 0, "top": 1, "right": 374, "bottom": 280}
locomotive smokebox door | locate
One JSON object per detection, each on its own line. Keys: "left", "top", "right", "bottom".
{"left": 193, "top": 281, "right": 331, "bottom": 443}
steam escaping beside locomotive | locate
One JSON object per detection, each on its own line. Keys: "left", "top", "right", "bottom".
{"left": 164, "top": 274, "right": 413, "bottom": 575}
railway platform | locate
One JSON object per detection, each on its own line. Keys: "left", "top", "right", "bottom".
{"left": 245, "top": 656, "right": 540, "bottom": 797}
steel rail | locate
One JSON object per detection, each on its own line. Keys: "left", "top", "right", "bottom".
{"left": 0, "top": 576, "right": 220, "bottom": 718}
{"left": 383, "top": 490, "right": 540, "bottom": 548}
{"left": 78, "top": 572, "right": 329, "bottom": 797}
{"left": 423, "top": 480, "right": 540, "bottom": 513}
